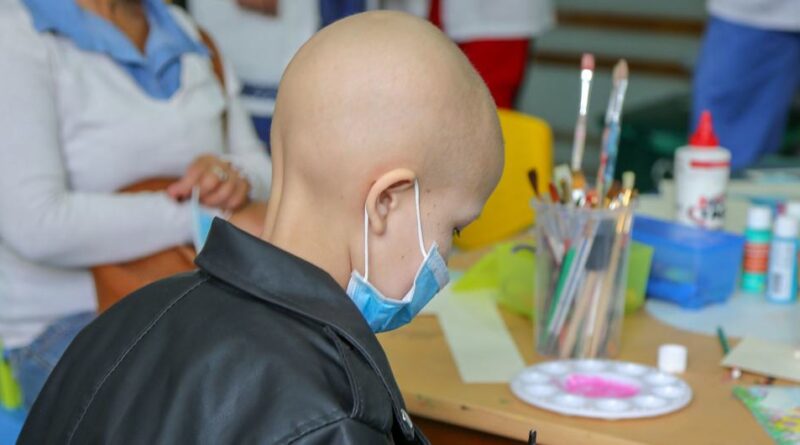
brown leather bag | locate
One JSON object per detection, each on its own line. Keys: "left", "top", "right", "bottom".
{"left": 92, "top": 179, "right": 197, "bottom": 312}
{"left": 91, "top": 29, "right": 227, "bottom": 313}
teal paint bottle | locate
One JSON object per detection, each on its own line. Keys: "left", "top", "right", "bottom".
{"left": 741, "top": 206, "right": 772, "bottom": 293}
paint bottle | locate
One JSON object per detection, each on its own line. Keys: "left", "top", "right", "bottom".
{"left": 786, "top": 201, "right": 800, "bottom": 299}
{"left": 741, "top": 206, "right": 772, "bottom": 294}
{"left": 674, "top": 111, "right": 731, "bottom": 230}
{"left": 766, "top": 215, "right": 798, "bottom": 303}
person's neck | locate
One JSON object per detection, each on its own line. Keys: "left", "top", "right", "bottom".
{"left": 263, "top": 196, "right": 354, "bottom": 290}
{"left": 78, "top": 0, "right": 143, "bottom": 16}
{"left": 77, "top": 0, "right": 148, "bottom": 53}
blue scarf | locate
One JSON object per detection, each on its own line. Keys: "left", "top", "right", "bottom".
{"left": 22, "top": 0, "right": 208, "bottom": 99}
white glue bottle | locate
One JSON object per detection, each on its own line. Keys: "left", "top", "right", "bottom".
{"left": 674, "top": 111, "right": 731, "bottom": 230}
{"left": 766, "top": 215, "right": 799, "bottom": 303}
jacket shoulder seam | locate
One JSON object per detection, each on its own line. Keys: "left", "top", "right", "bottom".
{"left": 324, "top": 326, "right": 362, "bottom": 419}
{"left": 65, "top": 277, "right": 208, "bottom": 444}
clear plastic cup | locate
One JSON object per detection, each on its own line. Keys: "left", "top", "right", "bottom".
{"left": 532, "top": 201, "right": 634, "bottom": 358}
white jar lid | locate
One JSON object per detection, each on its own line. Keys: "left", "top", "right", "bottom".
{"left": 747, "top": 206, "right": 772, "bottom": 230}
{"left": 774, "top": 215, "right": 799, "bottom": 238}
{"left": 658, "top": 344, "right": 687, "bottom": 374}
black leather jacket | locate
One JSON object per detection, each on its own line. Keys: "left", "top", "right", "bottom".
{"left": 20, "top": 220, "right": 430, "bottom": 444}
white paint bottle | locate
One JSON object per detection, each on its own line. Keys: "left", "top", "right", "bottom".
{"left": 674, "top": 111, "right": 731, "bottom": 230}
{"left": 766, "top": 215, "right": 799, "bottom": 303}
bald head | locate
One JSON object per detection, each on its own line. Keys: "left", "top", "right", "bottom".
{"left": 265, "top": 11, "right": 504, "bottom": 297}
{"left": 273, "top": 11, "right": 500, "bottom": 194}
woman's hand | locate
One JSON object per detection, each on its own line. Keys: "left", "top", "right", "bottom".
{"left": 167, "top": 155, "right": 250, "bottom": 211}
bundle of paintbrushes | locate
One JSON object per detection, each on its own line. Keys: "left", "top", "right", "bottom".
{"left": 529, "top": 55, "right": 637, "bottom": 359}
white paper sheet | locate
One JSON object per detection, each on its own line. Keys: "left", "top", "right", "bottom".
{"left": 423, "top": 284, "right": 526, "bottom": 383}
{"left": 722, "top": 337, "right": 800, "bottom": 383}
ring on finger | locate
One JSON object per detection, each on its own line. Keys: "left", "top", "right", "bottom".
{"left": 211, "top": 165, "right": 229, "bottom": 182}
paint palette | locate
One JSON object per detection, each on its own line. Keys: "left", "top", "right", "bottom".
{"left": 510, "top": 360, "right": 692, "bottom": 420}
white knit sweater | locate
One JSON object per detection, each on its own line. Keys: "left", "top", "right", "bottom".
{"left": 0, "top": 0, "right": 272, "bottom": 348}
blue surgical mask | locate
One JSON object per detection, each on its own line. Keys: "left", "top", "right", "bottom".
{"left": 191, "top": 186, "right": 223, "bottom": 252}
{"left": 346, "top": 180, "right": 450, "bottom": 333}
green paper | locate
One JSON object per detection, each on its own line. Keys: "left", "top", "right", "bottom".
{"left": 451, "top": 241, "right": 653, "bottom": 319}
{"left": 452, "top": 247, "right": 502, "bottom": 292}
{"left": 624, "top": 242, "right": 654, "bottom": 314}
{"left": 0, "top": 343, "right": 22, "bottom": 410}
{"left": 452, "top": 242, "right": 537, "bottom": 317}
{"left": 734, "top": 386, "right": 800, "bottom": 445}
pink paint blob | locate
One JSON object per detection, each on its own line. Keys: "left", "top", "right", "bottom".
{"left": 563, "top": 374, "right": 641, "bottom": 399}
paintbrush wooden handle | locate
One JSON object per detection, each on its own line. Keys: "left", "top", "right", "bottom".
{"left": 587, "top": 215, "right": 629, "bottom": 357}
{"left": 560, "top": 272, "right": 599, "bottom": 358}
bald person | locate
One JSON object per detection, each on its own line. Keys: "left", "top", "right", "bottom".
{"left": 19, "top": 11, "right": 503, "bottom": 445}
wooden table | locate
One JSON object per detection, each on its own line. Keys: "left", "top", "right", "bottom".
{"left": 379, "top": 247, "right": 775, "bottom": 445}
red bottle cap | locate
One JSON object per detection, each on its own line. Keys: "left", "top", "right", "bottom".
{"left": 689, "top": 110, "right": 719, "bottom": 148}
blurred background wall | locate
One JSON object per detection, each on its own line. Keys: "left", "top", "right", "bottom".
{"left": 518, "top": 0, "right": 705, "bottom": 171}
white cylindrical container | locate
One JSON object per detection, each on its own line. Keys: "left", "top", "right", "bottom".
{"left": 675, "top": 111, "right": 731, "bottom": 230}
{"left": 658, "top": 344, "right": 687, "bottom": 374}
{"left": 767, "top": 215, "right": 799, "bottom": 303}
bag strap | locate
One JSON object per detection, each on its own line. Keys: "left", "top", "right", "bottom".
{"left": 198, "top": 28, "right": 229, "bottom": 139}
{"left": 198, "top": 28, "right": 226, "bottom": 90}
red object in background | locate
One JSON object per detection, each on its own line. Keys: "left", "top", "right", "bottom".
{"left": 458, "top": 39, "right": 530, "bottom": 108}
{"left": 429, "top": 0, "right": 531, "bottom": 109}
{"left": 689, "top": 110, "right": 721, "bottom": 147}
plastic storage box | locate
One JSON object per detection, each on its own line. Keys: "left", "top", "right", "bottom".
{"left": 631, "top": 215, "right": 745, "bottom": 308}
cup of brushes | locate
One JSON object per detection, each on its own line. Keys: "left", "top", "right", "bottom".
{"left": 531, "top": 53, "right": 635, "bottom": 359}
{"left": 532, "top": 188, "right": 634, "bottom": 359}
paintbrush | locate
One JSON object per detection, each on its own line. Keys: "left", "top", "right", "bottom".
{"left": 595, "top": 60, "right": 629, "bottom": 201}
{"left": 587, "top": 208, "right": 634, "bottom": 357}
{"left": 570, "top": 53, "right": 594, "bottom": 203}
{"left": 548, "top": 183, "right": 561, "bottom": 203}
{"left": 527, "top": 169, "right": 541, "bottom": 198}
{"left": 604, "top": 181, "right": 621, "bottom": 208}
{"left": 619, "top": 171, "right": 635, "bottom": 207}
{"left": 554, "top": 164, "right": 572, "bottom": 205}
{"left": 560, "top": 217, "right": 614, "bottom": 358}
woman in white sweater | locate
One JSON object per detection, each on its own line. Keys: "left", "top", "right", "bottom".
{"left": 0, "top": 0, "right": 271, "bottom": 408}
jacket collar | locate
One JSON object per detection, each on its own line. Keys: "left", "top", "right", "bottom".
{"left": 195, "top": 219, "right": 416, "bottom": 440}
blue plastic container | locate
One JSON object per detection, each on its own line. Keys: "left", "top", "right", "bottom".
{"left": 631, "top": 215, "right": 745, "bottom": 309}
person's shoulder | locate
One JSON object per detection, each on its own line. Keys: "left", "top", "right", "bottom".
{"left": 0, "top": 0, "right": 28, "bottom": 22}
{"left": 24, "top": 272, "right": 395, "bottom": 443}
{"left": 0, "top": 0, "right": 47, "bottom": 53}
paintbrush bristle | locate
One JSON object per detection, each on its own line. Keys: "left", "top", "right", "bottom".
{"left": 554, "top": 164, "right": 571, "bottom": 182}
{"left": 613, "top": 59, "right": 629, "bottom": 84}
{"left": 622, "top": 171, "right": 635, "bottom": 189}
{"left": 581, "top": 53, "right": 595, "bottom": 71}
{"left": 571, "top": 171, "right": 586, "bottom": 189}
{"left": 527, "top": 169, "right": 540, "bottom": 197}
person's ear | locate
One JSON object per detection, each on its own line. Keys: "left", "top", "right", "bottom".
{"left": 365, "top": 168, "right": 416, "bottom": 235}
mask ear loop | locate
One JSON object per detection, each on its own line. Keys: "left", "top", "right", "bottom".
{"left": 363, "top": 207, "right": 370, "bottom": 280}
{"left": 414, "top": 179, "right": 427, "bottom": 257}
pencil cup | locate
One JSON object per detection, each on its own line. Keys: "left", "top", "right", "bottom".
{"left": 532, "top": 202, "right": 634, "bottom": 359}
